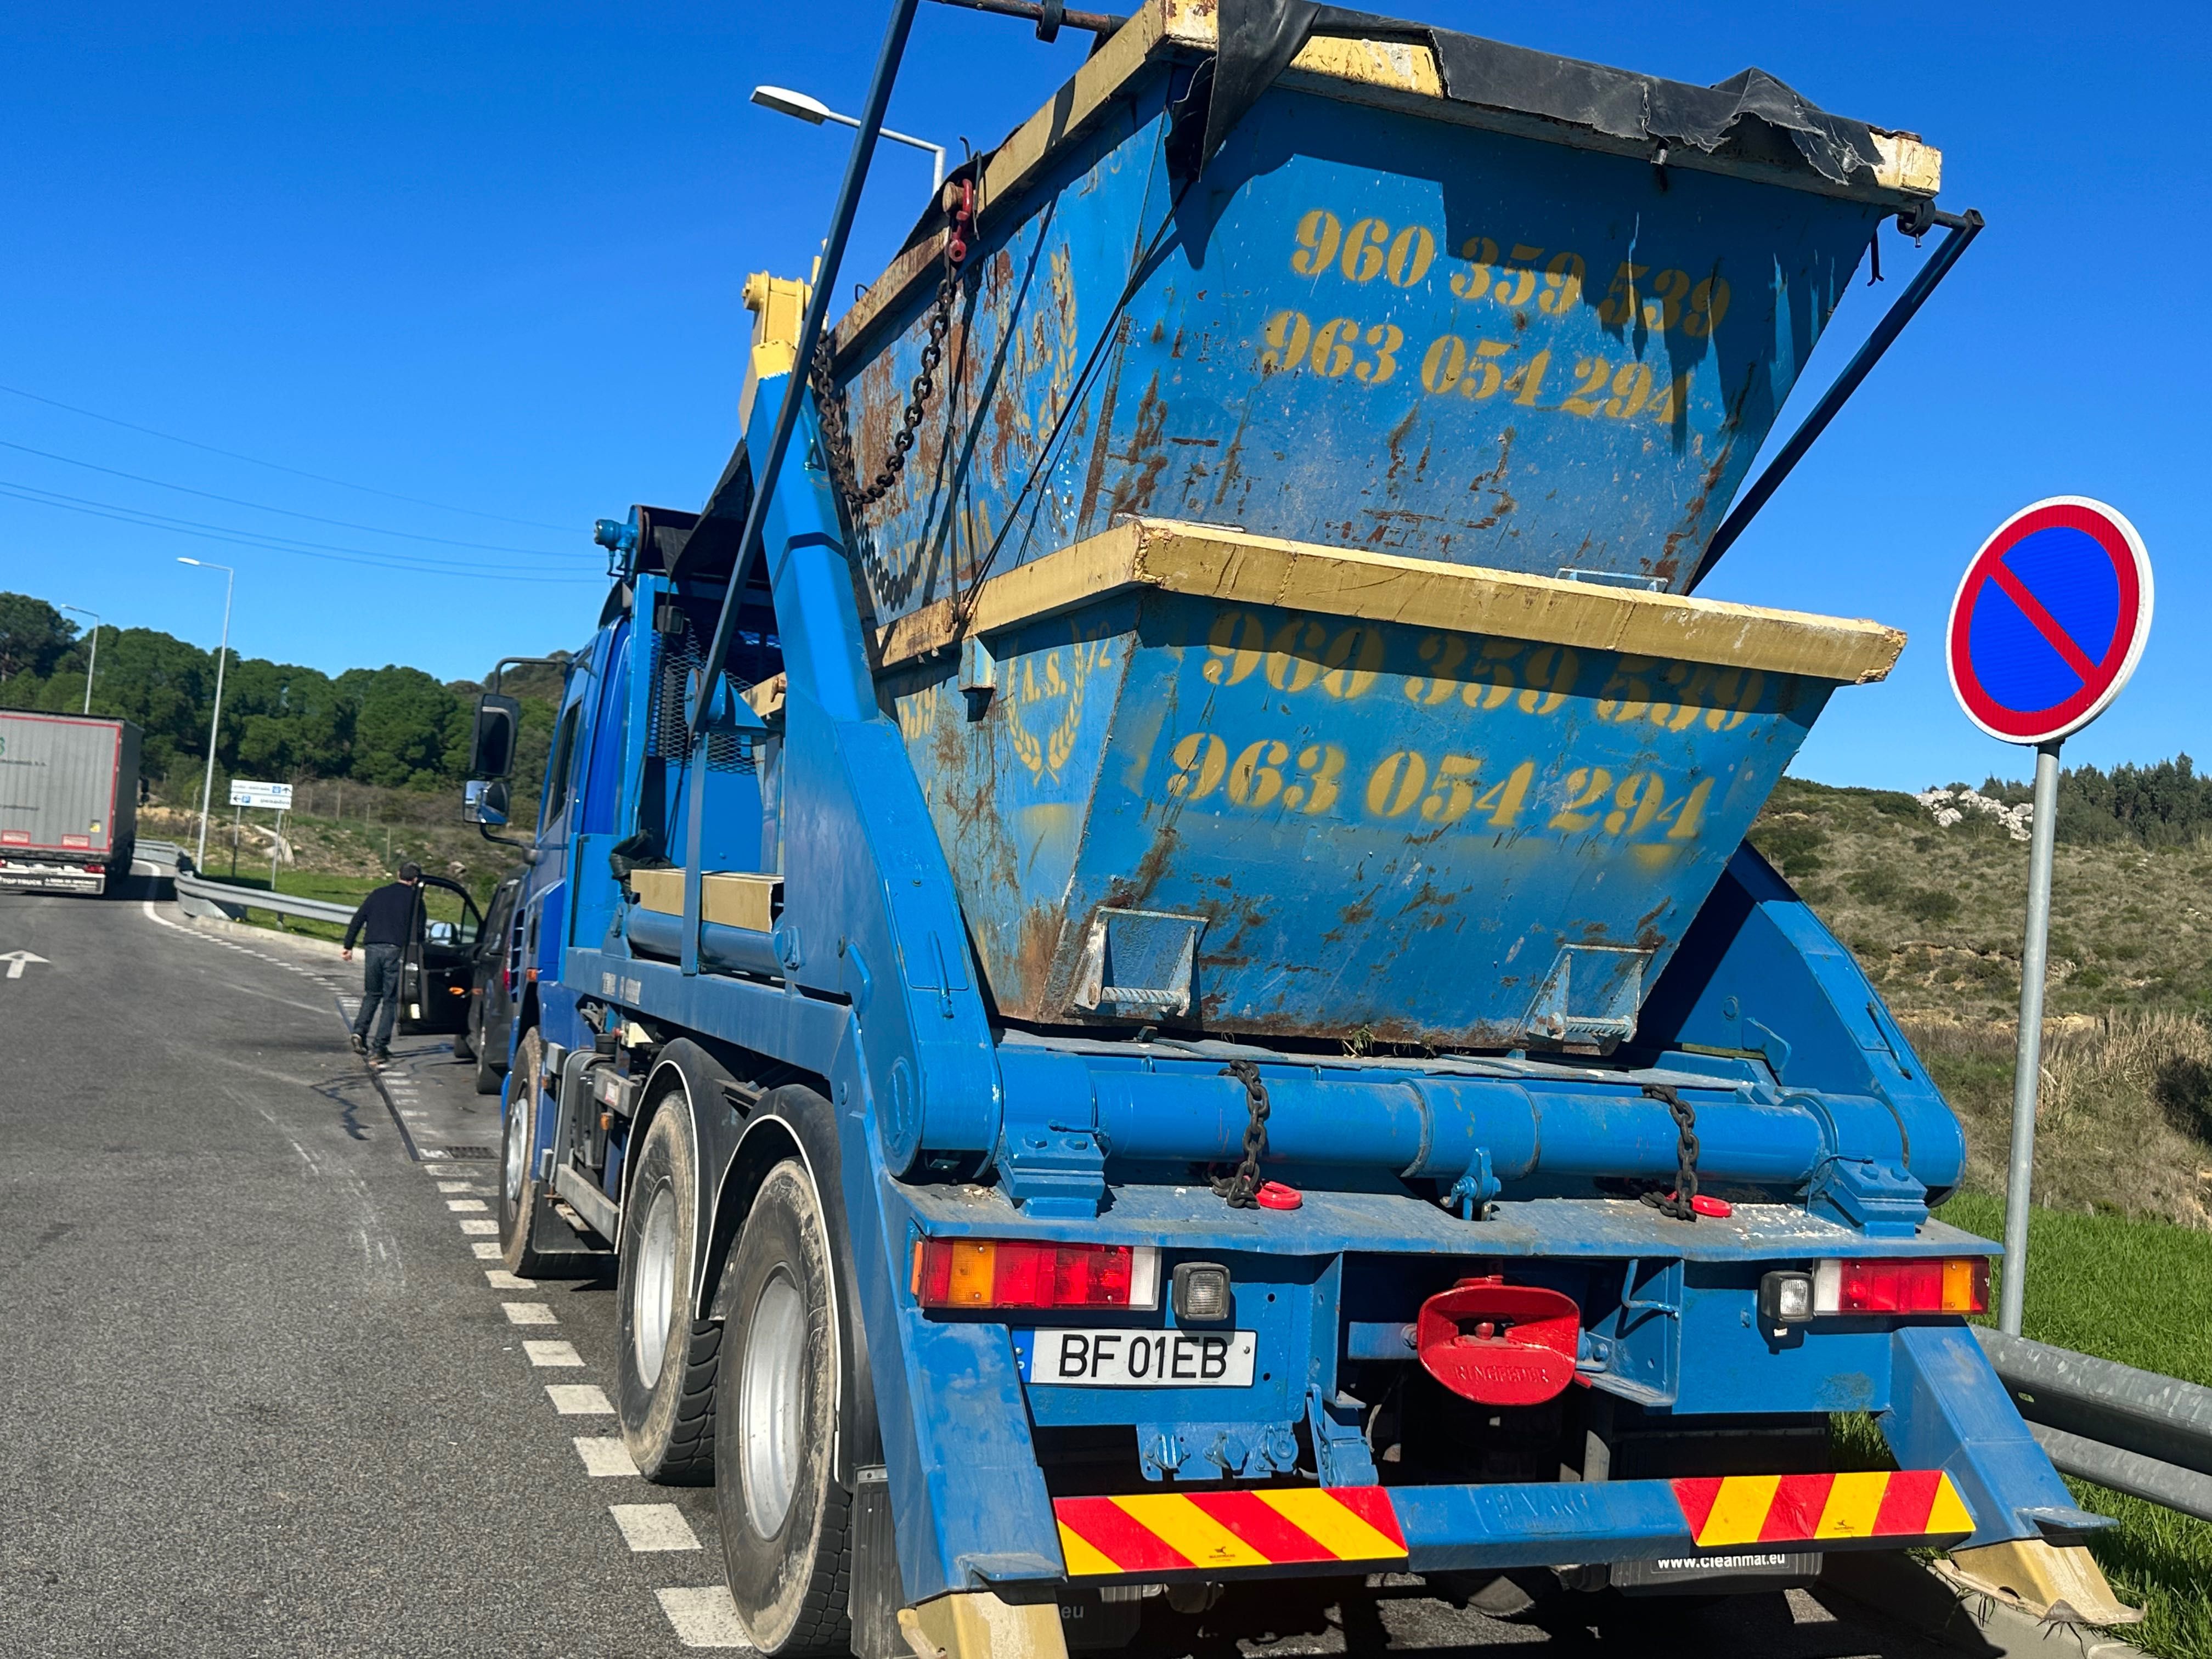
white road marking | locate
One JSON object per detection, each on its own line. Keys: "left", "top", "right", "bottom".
{"left": 437, "top": 1181, "right": 478, "bottom": 1193}
{"left": 546, "top": 1384, "right": 614, "bottom": 1415}
{"left": 484, "top": 1269, "right": 536, "bottom": 1289}
{"left": 503, "top": 1301, "right": 558, "bottom": 1325}
{"left": 573, "top": 1436, "right": 641, "bottom": 1477}
{"left": 459, "top": 1219, "right": 499, "bottom": 1235}
{"left": 656, "top": 1586, "right": 752, "bottom": 1649}
{"left": 2, "top": 950, "right": 52, "bottom": 978}
{"left": 471, "top": 1241, "right": 503, "bottom": 1259}
{"left": 524, "top": 1340, "right": 583, "bottom": 1367}
{"left": 610, "top": 1504, "right": 701, "bottom": 1552}
{"left": 446, "top": 1198, "right": 488, "bottom": 1212}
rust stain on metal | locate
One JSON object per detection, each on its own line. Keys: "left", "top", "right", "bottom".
{"left": 1077, "top": 317, "right": 1133, "bottom": 524}
{"left": 1382, "top": 403, "right": 1420, "bottom": 486}
{"left": 1016, "top": 901, "right": 1066, "bottom": 1009}
{"left": 1103, "top": 371, "right": 1171, "bottom": 521}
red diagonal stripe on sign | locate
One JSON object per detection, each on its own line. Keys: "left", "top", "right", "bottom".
{"left": 1671, "top": 1478, "right": 1723, "bottom": 1539}
{"left": 1053, "top": 1497, "right": 1192, "bottom": 1573}
{"left": 1183, "top": 1491, "right": 1331, "bottom": 1561}
{"left": 1989, "top": 560, "right": 2099, "bottom": 681}
{"left": 1872, "top": 1468, "right": 1942, "bottom": 1537}
{"left": 1758, "top": 1473, "right": 1835, "bottom": 1543}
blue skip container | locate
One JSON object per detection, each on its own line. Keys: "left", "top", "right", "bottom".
{"left": 827, "top": 0, "right": 1941, "bottom": 610}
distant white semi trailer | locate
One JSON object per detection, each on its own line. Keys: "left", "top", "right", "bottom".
{"left": 0, "top": 710, "right": 142, "bottom": 895}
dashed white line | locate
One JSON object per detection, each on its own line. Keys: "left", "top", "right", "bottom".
{"left": 609, "top": 1504, "right": 701, "bottom": 1552}
{"left": 524, "top": 1340, "right": 583, "bottom": 1367}
{"left": 437, "top": 1181, "right": 478, "bottom": 1193}
{"left": 447, "top": 1198, "right": 488, "bottom": 1212}
{"left": 546, "top": 1384, "right": 614, "bottom": 1415}
{"left": 573, "top": 1436, "right": 641, "bottom": 1477}
{"left": 503, "top": 1301, "right": 558, "bottom": 1325}
{"left": 471, "top": 1241, "right": 504, "bottom": 1260}
{"left": 656, "top": 1587, "right": 751, "bottom": 1648}
{"left": 460, "top": 1218, "right": 499, "bottom": 1235}
{"left": 485, "top": 1269, "right": 535, "bottom": 1289}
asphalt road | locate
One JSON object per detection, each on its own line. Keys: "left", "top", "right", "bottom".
{"left": 0, "top": 876, "right": 1959, "bottom": 1659}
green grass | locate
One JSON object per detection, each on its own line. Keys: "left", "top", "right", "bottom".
{"left": 1933, "top": 1192, "right": 2212, "bottom": 1659}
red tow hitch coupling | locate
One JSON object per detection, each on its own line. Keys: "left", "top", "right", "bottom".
{"left": 1415, "top": 1276, "right": 1582, "bottom": 1406}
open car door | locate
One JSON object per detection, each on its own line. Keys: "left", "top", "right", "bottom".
{"left": 400, "top": 875, "right": 483, "bottom": 1034}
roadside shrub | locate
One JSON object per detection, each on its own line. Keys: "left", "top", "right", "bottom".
{"left": 2154, "top": 1054, "right": 2212, "bottom": 1144}
{"left": 1903, "top": 888, "right": 1961, "bottom": 926}
{"left": 1753, "top": 823, "right": 1829, "bottom": 874}
{"left": 1849, "top": 866, "right": 1906, "bottom": 905}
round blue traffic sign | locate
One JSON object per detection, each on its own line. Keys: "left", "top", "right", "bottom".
{"left": 1946, "top": 496, "right": 2151, "bottom": 745}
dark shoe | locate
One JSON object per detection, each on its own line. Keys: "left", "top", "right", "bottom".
{"left": 349, "top": 1033, "right": 368, "bottom": 1056}
{"left": 369, "top": 1049, "right": 391, "bottom": 1068}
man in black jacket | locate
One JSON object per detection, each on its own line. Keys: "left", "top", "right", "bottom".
{"left": 342, "top": 861, "right": 424, "bottom": 1064}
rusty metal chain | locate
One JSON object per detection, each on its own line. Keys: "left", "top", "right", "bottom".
{"left": 811, "top": 181, "right": 973, "bottom": 519}
{"left": 1212, "top": 1059, "right": 1271, "bottom": 1209}
{"left": 1639, "top": 1083, "right": 1702, "bottom": 1222}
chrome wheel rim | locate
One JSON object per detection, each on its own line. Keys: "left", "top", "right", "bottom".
{"left": 740, "top": 1268, "right": 807, "bottom": 1538}
{"left": 632, "top": 1186, "right": 678, "bottom": 1389}
{"left": 503, "top": 1075, "right": 531, "bottom": 1205}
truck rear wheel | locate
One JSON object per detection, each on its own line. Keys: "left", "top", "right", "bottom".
{"left": 499, "top": 1029, "right": 556, "bottom": 1277}
{"left": 616, "top": 1101, "right": 721, "bottom": 1483}
{"left": 716, "top": 1156, "right": 853, "bottom": 1656}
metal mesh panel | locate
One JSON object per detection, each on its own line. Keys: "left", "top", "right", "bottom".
{"left": 647, "top": 627, "right": 700, "bottom": 761}
{"left": 649, "top": 616, "right": 756, "bottom": 774}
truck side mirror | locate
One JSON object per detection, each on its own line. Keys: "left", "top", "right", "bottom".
{"left": 465, "top": 778, "right": 511, "bottom": 827}
{"left": 470, "top": 693, "right": 520, "bottom": 779}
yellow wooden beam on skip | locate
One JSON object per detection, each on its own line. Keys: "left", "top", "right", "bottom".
{"left": 898, "top": 1588, "right": 1070, "bottom": 1659}
{"left": 874, "top": 516, "right": 1907, "bottom": 686}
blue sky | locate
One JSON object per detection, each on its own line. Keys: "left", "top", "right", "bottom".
{"left": 3, "top": 2, "right": 2204, "bottom": 789}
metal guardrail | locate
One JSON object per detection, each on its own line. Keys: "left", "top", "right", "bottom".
{"left": 172, "top": 868, "right": 360, "bottom": 927}
{"left": 1976, "top": 1326, "right": 2212, "bottom": 1522}
{"left": 134, "top": 838, "right": 185, "bottom": 867}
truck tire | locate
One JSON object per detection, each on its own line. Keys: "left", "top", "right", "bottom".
{"left": 616, "top": 1102, "right": 721, "bottom": 1483}
{"left": 716, "top": 1156, "right": 853, "bottom": 1657}
{"left": 471, "top": 1008, "right": 504, "bottom": 1096}
{"left": 499, "top": 1029, "right": 556, "bottom": 1277}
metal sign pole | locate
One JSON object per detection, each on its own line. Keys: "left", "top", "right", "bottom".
{"left": 1999, "top": 738, "right": 2063, "bottom": 1336}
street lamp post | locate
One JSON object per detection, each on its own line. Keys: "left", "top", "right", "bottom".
{"left": 58, "top": 605, "right": 100, "bottom": 715}
{"left": 178, "top": 558, "right": 234, "bottom": 870}
{"left": 751, "top": 85, "right": 947, "bottom": 191}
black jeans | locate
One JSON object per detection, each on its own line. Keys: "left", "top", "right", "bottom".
{"left": 353, "top": 943, "right": 402, "bottom": 1052}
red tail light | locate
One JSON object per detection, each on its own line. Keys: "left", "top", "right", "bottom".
{"left": 911, "top": 1238, "right": 1160, "bottom": 1311}
{"left": 1814, "top": 1257, "right": 1988, "bottom": 1315}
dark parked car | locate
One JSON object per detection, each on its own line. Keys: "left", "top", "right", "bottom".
{"left": 453, "top": 867, "right": 527, "bottom": 1094}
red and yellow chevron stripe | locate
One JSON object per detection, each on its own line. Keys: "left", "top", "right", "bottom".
{"left": 1672, "top": 1471, "right": 1974, "bottom": 1549}
{"left": 1054, "top": 1488, "right": 1407, "bottom": 1578}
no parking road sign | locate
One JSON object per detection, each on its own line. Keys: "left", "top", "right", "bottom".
{"left": 1946, "top": 496, "right": 2152, "bottom": 744}
{"left": 1948, "top": 495, "right": 2152, "bottom": 1340}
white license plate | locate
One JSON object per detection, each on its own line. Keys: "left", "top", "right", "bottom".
{"left": 1019, "top": 1328, "right": 1256, "bottom": 1387}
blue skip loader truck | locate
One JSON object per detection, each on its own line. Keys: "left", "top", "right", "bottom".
{"left": 467, "top": 3, "right": 2121, "bottom": 1652}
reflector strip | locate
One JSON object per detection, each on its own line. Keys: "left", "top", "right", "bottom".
{"left": 1054, "top": 1488, "right": 1407, "bottom": 1577}
{"left": 1672, "top": 1471, "right": 1973, "bottom": 1549}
